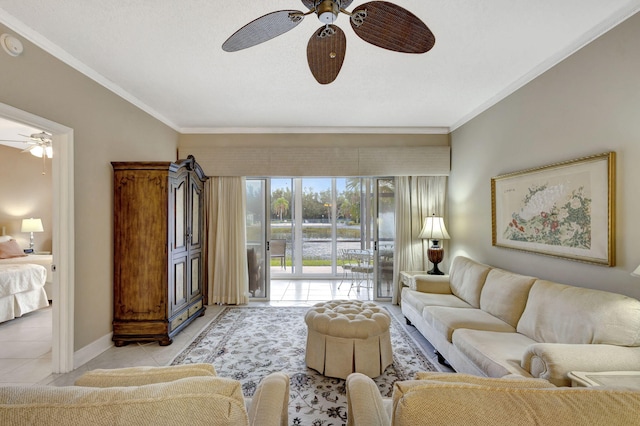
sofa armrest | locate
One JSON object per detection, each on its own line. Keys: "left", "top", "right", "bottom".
{"left": 522, "top": 344, "right": 640, "bottom": 386}
{"left": 346, "top": 373, "right": 391, "bottom": 426}
{"left": 74, "top": 364, "right": 217, "bottom": 387}
{"left": 413, "top": 275, "right": 452, "bottom": 294}
{"left": 247, "top": 372, "right": 289, "bottom": 426}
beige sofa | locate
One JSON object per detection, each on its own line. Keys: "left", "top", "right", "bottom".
{"left": 346, "top": 371, "right": 640, "bottom": 425}
{"left": 401, "top": 256, "right": 640, "bottom": 386}
{"left": 0, "top": 364, "right": 289, "bottom": 425}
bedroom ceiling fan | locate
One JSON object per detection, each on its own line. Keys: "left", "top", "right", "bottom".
{"left": 222, "top": 0, "right": 435, "bottom": 84}
{"left": 0, "top": 131, "right": 53, "bottom": 158}
{"left": 0, "top": 131, "right": 52, "bottom": 174}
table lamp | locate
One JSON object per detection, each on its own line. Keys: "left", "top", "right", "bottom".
{"left": 418, "top": 214, "right": 450, "bottom": 275}
{"left": 21, "top": 218, "right": 43, "bottom": 251}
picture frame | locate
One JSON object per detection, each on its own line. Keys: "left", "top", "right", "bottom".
{"left": 491, "top": 152, "right": 615, "bottom": 266}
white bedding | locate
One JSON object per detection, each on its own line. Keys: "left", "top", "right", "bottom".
{"left": 0, "top": 263, "right": 49, "bottom": 323}
{"left": 0, "top": 255, "right": 53, "bottom": 283}
{"left": 0, "top": 264, "right": 47, "bottom": 297}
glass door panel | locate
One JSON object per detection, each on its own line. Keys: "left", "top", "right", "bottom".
{"left": 246, "top": 179, "right": 268, "bottom": 298}
{"left": 376, "top": 178, "right": 395, "bottom": 299}
{"left": 301, "top": 178, "right": 334, "bottom": 275}
{"left": 270, "top": 178, "right": 293, "bottom": 276}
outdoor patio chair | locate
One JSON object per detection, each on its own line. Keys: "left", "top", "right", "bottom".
{"left": 270, "top": 239, "right": 286, "bottom": 270}
{"left": 347, "top": 249, "right": 374, "bottom": 295}
{"left": 338, "top": 248, "right": 356, "bottom": 289}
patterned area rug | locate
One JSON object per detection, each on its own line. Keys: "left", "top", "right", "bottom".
{"left": 171, "top": 306, "right": 436, "bottom": 426}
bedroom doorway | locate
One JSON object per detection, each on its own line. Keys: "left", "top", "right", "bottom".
{"left": 0, "top": 102, "right": 75, "bottom": 374}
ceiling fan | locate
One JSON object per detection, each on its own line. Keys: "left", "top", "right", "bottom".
{"left": 0, "top": 131, "right": 53, "bottom": 158}
{"left": 222, "top": 0, "right": 435, "bottom": 84}
{"left": 0, "top": 131, "right": 52, "bottom": 174}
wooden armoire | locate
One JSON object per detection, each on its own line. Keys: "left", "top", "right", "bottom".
{"left": 111, "top": 155, "right": 207, "bottom": 346}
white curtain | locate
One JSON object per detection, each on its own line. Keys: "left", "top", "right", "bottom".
{"left": 392, "top": 176, "right": 447, "bottom": 304}
{"left": 206, "top": 177, "right": 249, "bottom": 305}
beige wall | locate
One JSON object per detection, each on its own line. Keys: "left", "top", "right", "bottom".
{"left": 0, "top": 144, "right": 53, "bottom": 252}
{"left": 449, "top": 12, "right": 640, "bottom": 299}
{"left": 0, "top": 23, "right": 179, "bottom": 350}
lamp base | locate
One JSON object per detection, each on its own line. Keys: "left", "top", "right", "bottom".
{"left": 427, "top": 245, "right": 445, "bottom": 276}
{"left": 427, "top": 263, "right": 444, "bottom": 275}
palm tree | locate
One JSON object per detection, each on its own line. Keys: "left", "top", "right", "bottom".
{"left": 272, "top": 197, "right": 289, "bottom": 221}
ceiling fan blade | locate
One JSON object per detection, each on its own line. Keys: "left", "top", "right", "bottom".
{"left": 222, "top": 10, "right": 305, "bottom": 52}
{"left": 350, "top": 1, "right": 435, "bottom": 54}
{"left": 307, "top": 25, "right": 346, "bottom": 84}
{"left": 0, "top": 139, "right": 26, "bottom": 143}
{"left": 301, "top": 0, "right": 353, "bottom": 10}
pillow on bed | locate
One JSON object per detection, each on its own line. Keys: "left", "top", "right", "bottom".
{"left": 0, "top": 239, "right": 27, "bottom": 259}
{"left": 0, "top": 235, "right": 12, "bottom": 243}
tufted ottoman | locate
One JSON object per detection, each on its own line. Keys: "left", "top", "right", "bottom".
{"left": 304, "top": 300, "right": 393, "bottom": 379}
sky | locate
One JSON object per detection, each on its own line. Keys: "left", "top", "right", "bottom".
{"left": 272, "top": 178, "right": 347, "bottom": 194}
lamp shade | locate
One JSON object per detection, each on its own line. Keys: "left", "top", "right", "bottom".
{"left": 418, "top": 215, "right": 450, "bottom": 240}
{"left": 21, "top": 218, "right": 44, "bottom": 233}
{"left": 632, "top": 264, "right": 640, "bottom": 278}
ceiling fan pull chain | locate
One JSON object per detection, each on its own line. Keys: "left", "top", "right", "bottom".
{"left": 350, "top": 9, "right": 367, "bottom": 27}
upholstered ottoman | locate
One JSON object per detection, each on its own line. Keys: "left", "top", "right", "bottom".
{"left": 304, "top": 300, "right": 393, "bottom": 379}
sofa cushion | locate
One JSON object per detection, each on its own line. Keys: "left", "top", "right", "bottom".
{"left": 74, "top": 363, "right": 217, "bottom": 387}
{"left": 448, "top": 256, "right": 492, "bottom": 308}
{"left": 452, "top": 329, "right": 537, "bottom": 377}
{"left": 479, "top": 268, "right": 536, "bottom": 327}
{"left": 517, "top": 280, "right": 640, "bottom": 346}
{"left": 391, "top": 378, "right": 640, "bottom": 426}
{"left": 0, "top": 376, "right": 248, "bottom": 425}
{"left": 412, "top": 274, "right": 451, "bottom": 293}
{"left": 423, "top": 306, "right": 515, "bottom": 342}
{"left": 402, "top": 287, "right": 473, "bottom": 314}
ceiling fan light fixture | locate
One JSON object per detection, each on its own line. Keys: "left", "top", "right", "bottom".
{"left": 29, "top": 145, "right": 44, "bottom": 158}
{"left": 317, "top": 0, "right": 339, "bottom": 24}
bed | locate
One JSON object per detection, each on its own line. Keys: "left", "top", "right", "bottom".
{"left": 0, "top": 236, "right": 50, "bottom": 323}
{"left": 0, "top": 254, "right": 53, "bottom": 300}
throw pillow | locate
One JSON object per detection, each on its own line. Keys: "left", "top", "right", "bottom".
{"left": 0, "top": 239, "right": 27, "bottom": 259}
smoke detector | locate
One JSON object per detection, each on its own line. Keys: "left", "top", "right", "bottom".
{"left": 1, "top": 33, "right": 24, "bottom": 57}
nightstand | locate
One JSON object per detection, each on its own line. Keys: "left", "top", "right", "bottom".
{"left": 569, "top": 371, "right": 640, "bottom": 390}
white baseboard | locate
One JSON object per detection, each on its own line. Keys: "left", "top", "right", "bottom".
{"left": 73, "top": 332, "right": 113, "bottom": 369}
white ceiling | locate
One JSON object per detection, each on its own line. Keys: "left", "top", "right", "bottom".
{"left": 0, "top": 117, "right": 42, "bottom": 150}
{"left": 0, "top": 1, "right": 639, "bottom": 136}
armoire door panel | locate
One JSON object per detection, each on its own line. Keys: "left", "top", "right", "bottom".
{"left": 172, "top": 257, "right": 188, "bottom": 312}
{"left": 190, "top": 255, "right": 201, "bottom": 297}
{"left": 172, "top": 179, "right": 187, "bottom": 251}
{"left": 191, "top": 189, "right": 200, "bottom": 246}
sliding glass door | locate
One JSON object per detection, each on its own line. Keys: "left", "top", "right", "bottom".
{"left": 247, "top": 177, "right": 394, "bottom": 300}
{"left": 246, "top": 179, "right": 268, "bottom": 298}
{"left": 375, "top": 178, "right": 395, "bottom": 299}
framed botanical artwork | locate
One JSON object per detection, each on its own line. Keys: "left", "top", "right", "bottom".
{"left": 491, "top": 152, "right": 615, "bottom": 266}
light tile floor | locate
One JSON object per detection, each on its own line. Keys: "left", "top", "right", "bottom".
{"left": 0, "top": 280, "right": 451, "bottom": 387}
